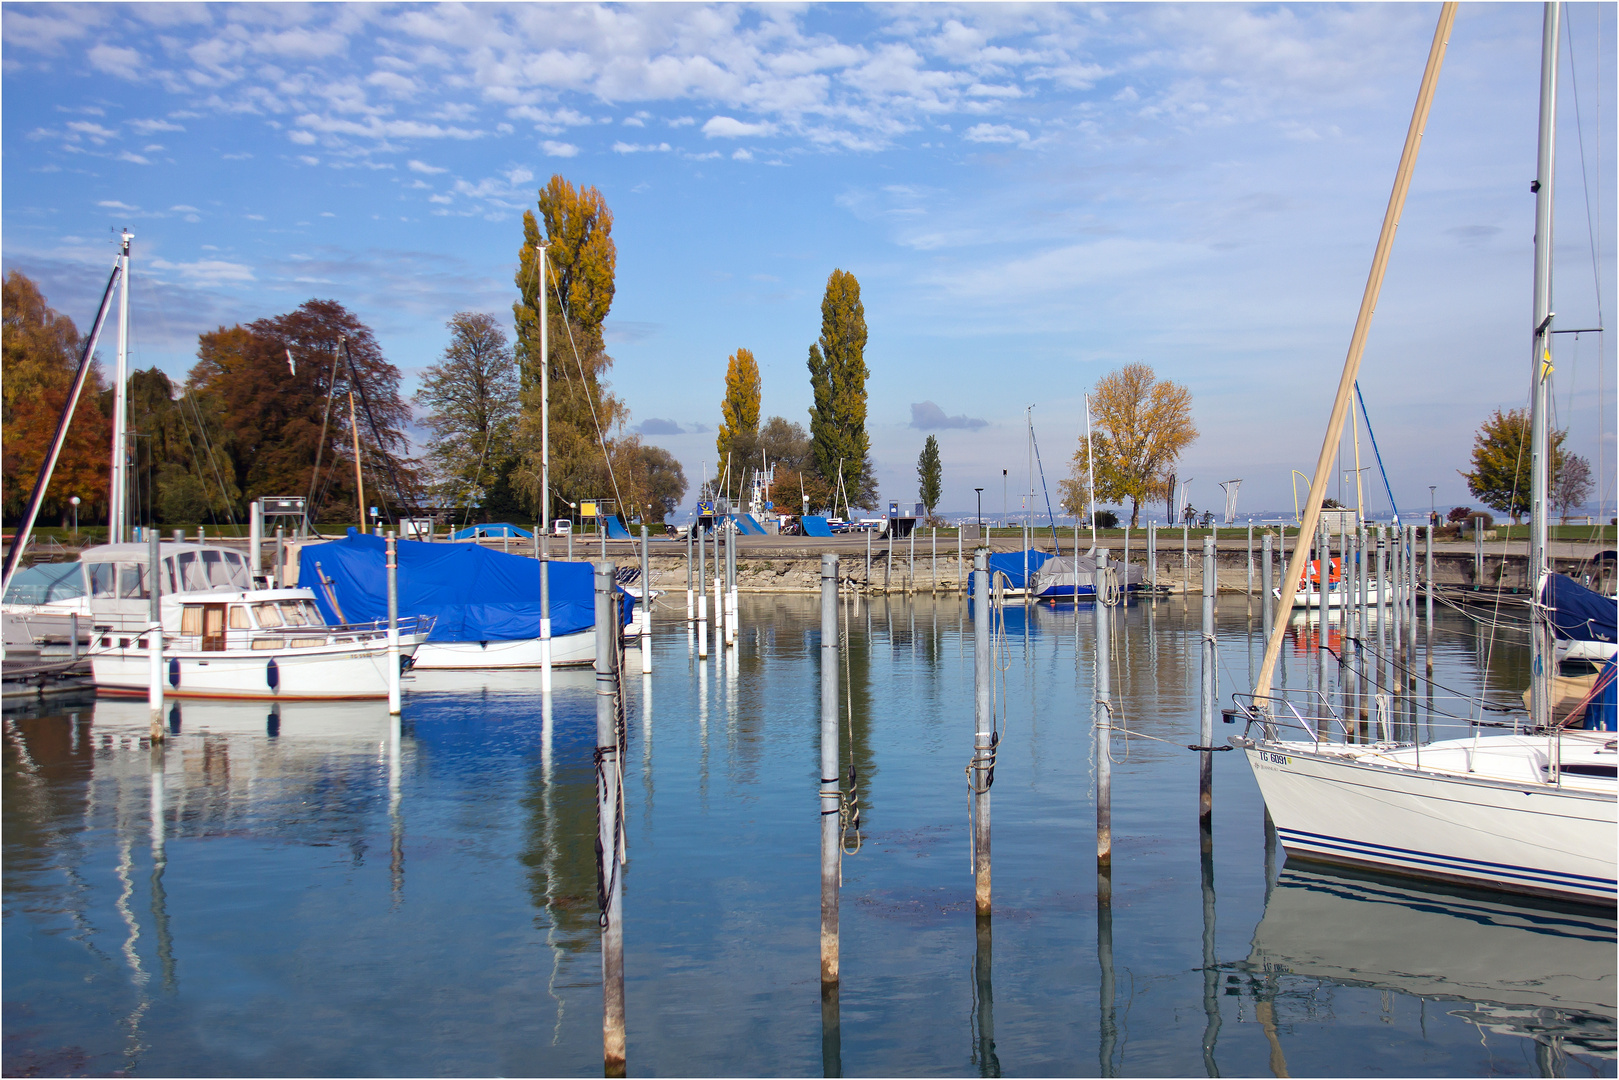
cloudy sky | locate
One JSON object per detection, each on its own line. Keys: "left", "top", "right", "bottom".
{"left": 4, "top": 2, "right": 1614, "bottom": 521}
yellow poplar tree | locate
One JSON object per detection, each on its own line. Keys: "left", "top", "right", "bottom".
{"left": 716, "top": 347, "right": 762, "bottom": 470}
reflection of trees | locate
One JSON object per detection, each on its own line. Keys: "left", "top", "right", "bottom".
{"left": 4, "top": 711, "right": 97, "bottom": 896}
{"left": 520, "top": 752, "right": 602, "bottom": 950}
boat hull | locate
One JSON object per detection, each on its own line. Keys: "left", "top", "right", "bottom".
{"left": 1244, "top": 742, "right": 1617, "bottom": 904}
{"left": 410, "top": 629, "right": 596, "bottom": 669}
{"left": 91, "top": 637, "right": 420, "bottom": 701}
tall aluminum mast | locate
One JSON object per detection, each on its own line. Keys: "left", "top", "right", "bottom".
{"left": 1527, "top": 2, "right": 1560, "bottom": 732}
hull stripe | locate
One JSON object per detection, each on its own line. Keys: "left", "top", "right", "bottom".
{"left": 1277, "top": 826, "right": 1616, "bottom": 895}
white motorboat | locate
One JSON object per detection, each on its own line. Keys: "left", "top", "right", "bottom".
{"left": 1237, "top": 5, "right": 1616, "bottom": 909}
{"left": 79, "top": 542, "right": 430, "bottom": 701}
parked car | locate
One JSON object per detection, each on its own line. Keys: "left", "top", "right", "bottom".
{"left": 553, "top": 519, "right": 572, "bottom": 535}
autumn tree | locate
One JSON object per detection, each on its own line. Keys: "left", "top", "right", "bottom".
{"left": 807, "top": 269, "right": 875, "bottom": 508}
{"left": 917, "top": 434, "right": 942, "bottom": 521}
{"left": 511, "top": 175, "right": 628, "bottom": 521}
{"left": 122, "top": 367, "right": 239, "bottom": 526}
{"left": 1, "top": 272, "right": 108, "bottom": 526}
{"left": 415, "top": 312, "right": 519, "bottom": 515}
{"left": 188, "top": 300, "right": 418, "bottom": 524}
{"left": 716, "top": 347, "right": 762, "bottom": 469}
{"left": 1553, "top": 453, "right": 1592, "bottom": 523}
{"left": 1059, "top": 363, "right": 1196, "bottom": 528}
{"left": 750, "top": 415, "right": 830, "bottom": 515}
{"left": 1460, "top": 407, "right": 1567, "bottom": 524}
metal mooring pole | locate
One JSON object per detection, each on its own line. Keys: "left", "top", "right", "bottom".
{"left": 972, "top": 549, "right": 993, "bottom": 916}
{"left": 819, "top": 554, "right": 840, "bottom": 986}
{"left": 697, "top": 519, "right": 709, "bottom": 660}
{"left": 1200, "top": 537, "right": 1217, "bottom": 830}
{"left": 148, "top": 527, "right": 165, "bottom": 741}
{"left": 1425, "top": 524, "right": 1434, "bottom": 675}
{"left": 593, "top": 561, "right": 627, "bottom": 1077}
{"left": 387, "top": 531, "right": 401, "bottom": 715}
{"left": 1261, "top": 533, "right": 1274, "bottom": 657}
{"left": 1095, "top": 549, "right": 1112, "bottom": 866}
{"left": 640, "top": 525, "right": 652, "bottom": 674}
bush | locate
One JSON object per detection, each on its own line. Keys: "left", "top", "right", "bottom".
{"left": 1093, "top": 509, "right": 1120, "bottom": 529}
{"left": 1468, "top": 510, "right": 1495, "bottom": 529}
{"left": 1446, "top": 506, "right": 1473, "bottom": 523}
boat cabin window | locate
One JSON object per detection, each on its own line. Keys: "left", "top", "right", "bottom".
{"left": 180, "top": 605, "right": 203, "bottom": 635}
{"left": 118, "top": 563, "right": 147, "bottom": 599}
{"left": 176, "top": 552, "right": 207, "bottom": 591}
{"left": 2, "top": 561, "right": 87, "bottom": 605}
{"left": 299, "top": 600, "right": 326, "bottom": 626}
{"left": 255, "top": 603, "right": 285, "bottom": 628}
{"left": 160, "top": 557, "right": 179, "bottom": 594}
{"left": 279, "top": 601, "right": 310, "bottom": 626}
{"left": 223, "top": 552, "right": 250, "bottom": 588}
{"left": 88, "top": 564, "right": 117, "bottom": 598}
{"left": 229, "top": 605, "right": 251, "bottom": 630}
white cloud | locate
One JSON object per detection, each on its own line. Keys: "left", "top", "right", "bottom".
{"left": 702, "top": 116, "right": 775, "bottom": 139}
{"left": 131, "top": 117, "right": 185, "bottom": 134}
{"left": 963, "top": 123, "right": 1028, "bottom": 144}
{"left": 612, "top": 141, "right": 671, "bottom": 154}
{"left": 289, "top": 130, "right": 318, "bottom": 145}
{"left": 87, "top": 43, "right": 140, "bottom": 78}
{"left": 541, "top": 140, "right": 579, "bottom": 158}
{"left": 117, "top": 150, "right": 152, "bottom": 164}
{"left": 149, "top": 257, "right": 255, "bottom": 283}
{"left": 97, "top": 200, "right": 138, "bottom": 211}
{"left": 408, "top": 159, "right": 447, "bottom": 174}
{"left": 732, "top": 148, "right": 753, "bottom": 161}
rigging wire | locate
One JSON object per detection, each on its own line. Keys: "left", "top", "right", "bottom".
{"left": 549, "top": 270, "right": 627, "bottom": 520}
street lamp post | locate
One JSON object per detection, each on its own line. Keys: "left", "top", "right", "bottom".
{"left": 974, "top": 488, "right": 984, "bottom": 535}
{"left": 1002, "top": 470, "right": 1007, "bottom": 530}
{"left": 70, "top": 496, "right": 80, "bottom": 539}
{"left": 1429, "top": 485, "right": 1437, "bottom": 526}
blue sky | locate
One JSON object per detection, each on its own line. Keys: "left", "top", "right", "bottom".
{"left": 5, "top": 2, "right": 1614, "bottom": 521}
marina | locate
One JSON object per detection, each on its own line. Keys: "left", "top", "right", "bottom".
{"left": 3, "top": 592, "right": 1614, "bottom": 1076}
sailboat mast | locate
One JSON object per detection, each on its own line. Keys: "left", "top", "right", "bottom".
{"left": 1528, "top": 1, "right": 1560, "bottom": 732}
{"left": 109, "top": 231, "right": 132, "bottom": 544}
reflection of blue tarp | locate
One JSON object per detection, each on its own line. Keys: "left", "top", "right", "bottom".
{"left": 970, "top": 550, "right": 1052, "bottom": 594}
{"left": 299, "top": 529, "right": 632, "bottom": 642}
{"left": 1544, "top": 574, "right": 1617, "bottom": 643}
{"left": 1585, "top": 658, "right": 1617, "bottom": 731}
{"left": 450, "top": 523, "right": 533, "bottom": 540}
{"left": 736, "top": 514, "right": 767, "bottom": 536}
{"left": 800, "top": 515, "right": 833, "bottom": 537}
{"left": 603, "top": 516, "right": 631, "bottom": 540}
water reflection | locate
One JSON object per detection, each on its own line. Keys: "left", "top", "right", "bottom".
{"left": 1245, "top": 866, "right": 1617, "bottom": 1065}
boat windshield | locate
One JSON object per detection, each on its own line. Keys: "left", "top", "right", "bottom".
{"left": 2, "top": 561, "right": 86, "bottom": 605}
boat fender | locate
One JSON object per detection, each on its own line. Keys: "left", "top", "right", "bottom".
{"left": 1186, "top": 744, "right": 1234, "bottom": 752}
{"left": 168, "top": 657, "right": 180, "bottom": 689}
{"left": 266, "top": 657, "right": 280, "bottom": 691}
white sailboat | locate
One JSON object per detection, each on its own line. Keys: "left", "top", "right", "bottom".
{"left": 1233, "top": 4, "right": 1616, "bottom": 906}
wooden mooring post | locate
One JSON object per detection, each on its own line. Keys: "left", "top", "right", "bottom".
{"left": 593, "top": 561, "right": 627, "bottom": 1076}
{"left": 819, "top": 554, "right": 840, "bottom": 986}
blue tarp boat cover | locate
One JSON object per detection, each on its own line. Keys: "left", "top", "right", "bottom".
{"left": 299, "top": 529, "right": 631, "bottom": 642}
{"left": 969, "top": 550, "right": 1053, "bottom": 594}
{"left": 450, "top": 523, "right": 532, "bottom": 540}
{"left": 800, "top": 515, "right": 833, "bottom": 538}
{"left": 1543, "top": 574, "right": 1617, "bottom": 643}
{"left": 603, "top": 516, "right": 632, "bottom": 540}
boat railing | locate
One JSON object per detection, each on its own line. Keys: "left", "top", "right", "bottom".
{"left": 1231, "top": 689, "right": 1348, "bottom": 745}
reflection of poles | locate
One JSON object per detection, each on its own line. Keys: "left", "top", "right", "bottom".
{"left": 972, "top": 914, "right": 1001, "bottom": 1077}
{"left": 389, "top": 705, "right": 403, "bottom": 899}
{"left": 818, "top": 554, "right": 841, "bottom": 1072}
{"left": 1199, "top": 832, "right": 1222, "bottom": 1077}
{"left": 1096, "top": 865, "right": 1116, "bottom": 1079}
{"left": 971, "top": 551, "right": 992, "bottom": 916}
{"left": 149, "top": 743, "right": 175, "bottom": 992}
{"left": 593, "top": 561, "right": 627, "bottom": 1077}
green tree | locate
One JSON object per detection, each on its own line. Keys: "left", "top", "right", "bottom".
{"left": 807, "top": 268, "right": 875, "bottom": 508}
{"left": 1461, "top": 407, "right": 1566, "bottom": 524}
{"left": 716, "top": 347, "right": 762, "bottom": 469}
{"left": 415, "top": 312, "right": 519, "bottom": 515}
{"left": 511, "top": 175, "right": 627, "bottom": 520}
{"left": 916, "top": 434, "right": 942, "bottom": 521}
{"left": 1059, "top": 363, "right": 1197, "bottom": 528}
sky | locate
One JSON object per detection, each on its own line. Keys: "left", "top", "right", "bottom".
{"left": 4, "top": 2, "right": 1615, "bottom": 523}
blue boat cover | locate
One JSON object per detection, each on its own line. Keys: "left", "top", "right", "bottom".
{"left": 450, "top": 523, "right": 533, "bottom": 540}
{"left": 736, "top": 514, "right": 767, "bottom": 536}
{"left": 1584, "top": 658, "right": 1617, "bottom": 731}
{"left": 970, "top": 550, "right": 1053, "bottom": 594}
{"left": 298, "top": 529, "right": 632, "bottom": 642}
{"left": 1543, "top": 574, "right": 1617, "bottom": 643}
{"left": 603, "top": 516, "right": 632, "bottom": 540}
{"left": 800, "top": 515, "right": 833, "bottom": 537}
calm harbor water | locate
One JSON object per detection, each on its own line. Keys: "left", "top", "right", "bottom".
{"left": 4, "top": 592, "right": 1614, "bottom": 1077}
